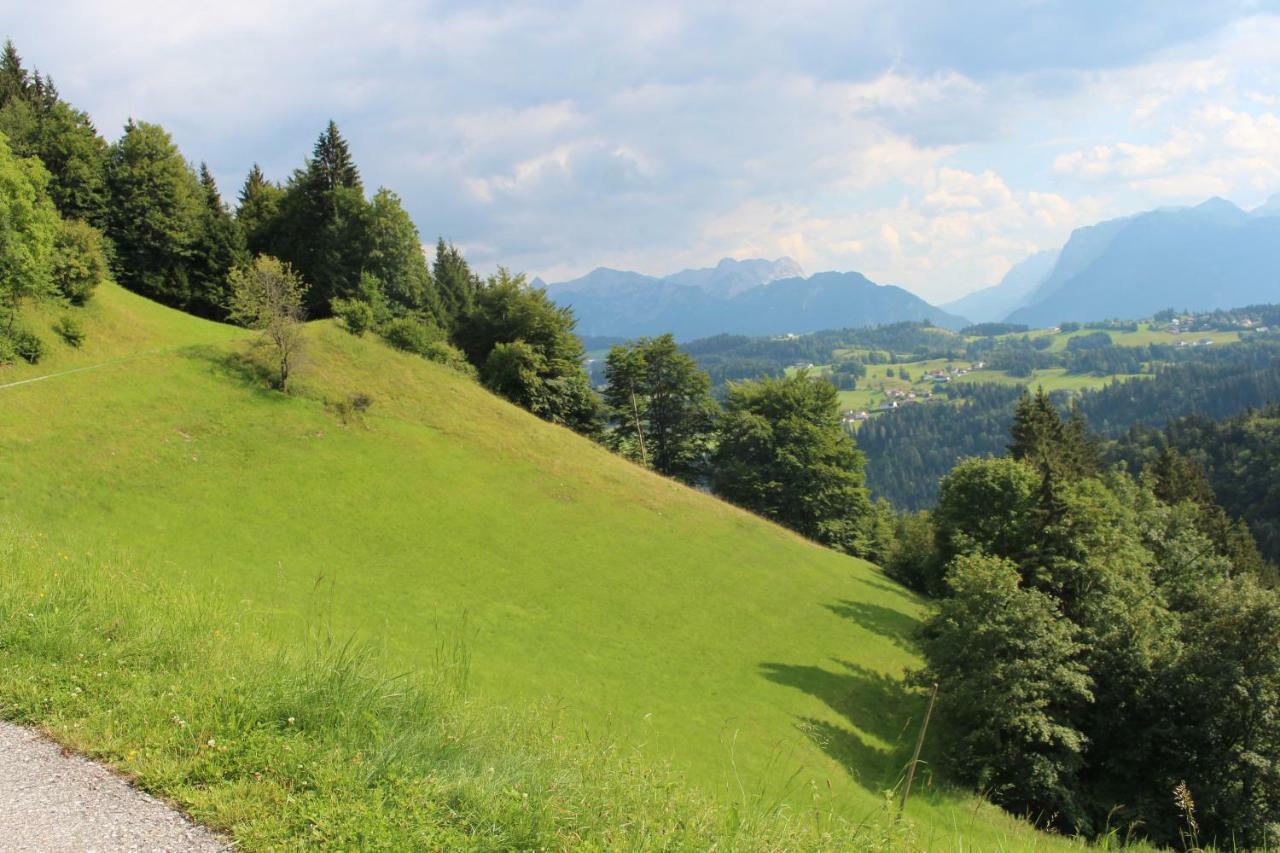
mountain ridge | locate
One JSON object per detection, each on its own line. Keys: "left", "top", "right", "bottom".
{"left": 545, "top": 258, "right": 967, "bottom": 339}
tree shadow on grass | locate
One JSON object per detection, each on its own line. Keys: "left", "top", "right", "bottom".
{"left": 759, "top": 658, "right": 926, "bottom": 792}
{"left": 823, "top": 599, "right": 920, "bottom": 654}
{"left": 184, "top": 344, "right": 282, "bottom": 400}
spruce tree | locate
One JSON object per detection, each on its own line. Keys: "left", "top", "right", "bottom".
{"left": 272, "top": 122, "right": 371, "bottom": 314}
{"left": 188, "top": 163, "right": 247, "bottom": 318}
{"left": 1008, "top": 387, "right": 1065, "bottom": 468}
{"left": 309, "top": 120, "right": 361, "bottom": 194}
{"left": 0, "top": 40, "right": 29, "bottom": 106}
{"left": 433, "top": 238, "right": 477, "bottom": 328}
{"left": 236, "top": 164, "right": 282, "bottom": 256}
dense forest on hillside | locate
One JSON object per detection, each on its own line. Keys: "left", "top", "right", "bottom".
{"left": 1108, "top": 405, "right": 1280, "bottom": 564}
{"left": 886, "top": 394, "right": 1280, "bottom": 844}
{"left": 860, "top": 340, "right": 1280, "bottom": 508}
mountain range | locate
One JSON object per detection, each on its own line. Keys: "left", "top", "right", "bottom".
{"left": 991, "top": 196, "right": 1280, "bottom": 327}
{"left": 544, "top": 194, "right": 1280, "bottom": 341}
{"left": 543, "top": 257, "right": 967, "bottom": 340}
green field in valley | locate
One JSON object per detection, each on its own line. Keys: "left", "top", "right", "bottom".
{"left": 0, "top": 284, "right": 1082, "bottom": 848}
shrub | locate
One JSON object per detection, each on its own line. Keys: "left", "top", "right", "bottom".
{"left": 330, "top": 297, "right": 375, "bottom": 337}
{"left": 52, "top": 315, "right": 85, "bottom": 348}
{"left": 0, "top": 334, "right": 15, "bottom": 366}
{"left": 7, "top": 327, "right": 44, "bottom": 364}
{"left": 421, "top": 340, "right": 477, "bottom": 376}
{"left": 379, "top": 316, "right": 444, "bottom": 356}
{"left": 331, "top": 392, "right": 374, "bottom": 425}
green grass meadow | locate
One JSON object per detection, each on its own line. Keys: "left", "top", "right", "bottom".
{"left": 0, "top": 285, "right": 1082, "bottom": 848}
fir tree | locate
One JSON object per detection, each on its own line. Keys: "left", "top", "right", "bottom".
{"left": 236, "top": 164, "right": 282, "bottom": 256}
{"left": 308, "top": 120, "right": 361, "bottom": 196}
{"left": 0, "top": 40, "right": 29, "bottom": 106}
{"left": 433, "top": 238, "right": 478, "bottom": 328}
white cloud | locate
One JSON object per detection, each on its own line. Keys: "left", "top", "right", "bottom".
{"left": 4, "top": 1, "right": 1279, "bottom": 303}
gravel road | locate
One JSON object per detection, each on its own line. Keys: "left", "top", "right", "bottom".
{"left": 0, "top": 722, "right": 229, "bottom": 852}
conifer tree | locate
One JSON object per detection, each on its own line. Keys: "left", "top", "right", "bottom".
{"left": 308, "top": 120, "right": 361, "bottom": 195}
{"left": 0, "top": 40, "right": 29, "bottom": 106}
{"left": 272, "top": 121, "right": 370, "bottom": 314}
{"left": 1008, "top": 387, "right": 1065, "bottom": 468}
{"left": 188, "top": 163, "right": 247, "bottom": 318}
{"left": 433, "top": 238, "right": 477, "bottom": 328}
{"left": 236, "top": 164, "right": 282, "bottom": 256}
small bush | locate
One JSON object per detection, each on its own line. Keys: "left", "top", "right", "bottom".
{"left": 0, "top": 334, "right": 16, "bottom": 366}
{"left": 331, "top": 297, "right": 375, "bottom": 337}
{"left": 421, "top": 340, "right": 477, "bottom": 376}
{"left": 331, "top": 392, "right": 375, "bottom": 426}
{"left": 379, "top": 316, "right": 444, "bottom": 356}
{"left": 52, "top": 315, "right": 86, "bottom": 348}
{"left": 7, "top": 328, "right": 44, "bottom": 364}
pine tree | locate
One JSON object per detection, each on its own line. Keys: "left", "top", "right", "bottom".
{"left": 272, "top": 122, "right": 371, "bottom": 314}
{"left": 1008, "top": 387, "right": 1065, "bottom": 468}
{"left": 309, "top": 120, "right": 361, "bottom": 195}
{"left": 188, "top": 163, "right": 247, "bottom": 319}
{"left": 433, "top": 238, "right": 477, "bottom": 328}
{"left": 236, "top": 164, "right": 282, "bottom": 256}
{"left": 0, "top": 40, "right": 29, "bottom": 106}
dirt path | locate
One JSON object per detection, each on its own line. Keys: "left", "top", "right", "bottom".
{"left": 0, "top": 722, "right": 228, "bottom": 852}
{"left": 0, "top": 360, "right": 118, "bottom": 391}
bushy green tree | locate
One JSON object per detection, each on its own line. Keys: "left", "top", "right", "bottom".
{"left": 455, "top": 268, "right": 598, "bottom": 434}
{"left": 50, "top": 216, "right": 108, "bottom": 304}
{"left": 933, "top": 456, "right": 1039, "bottom": 590}
{"left": 919, "top": 553, "right": 1093, "bottom": 831}
{"left": 603, "top": 334, "right": 718, "bottom": 481}
{"left": 103, "top": 120, "right": 205, "bottom": 310}
{"left": 711, "top": 372, "right": 872, "bottom": 554}
{"left": 0, "top": 42, "right": 107, "bottom": 224}
{"left": 0, "top": 130, "right": 59, "bottom": 331}
{"left": 366, "top": 188, "right": 439, "bottom": 319}
{"left": 1164, "top": 577, "right": 1280, "bottom": 846}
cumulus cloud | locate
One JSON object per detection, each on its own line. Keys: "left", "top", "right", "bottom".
{"left": 4, "top": 1, "right": 1279, "bottom": 301}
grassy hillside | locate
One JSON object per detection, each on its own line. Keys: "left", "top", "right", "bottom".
{"left": 0, "top": 284, "right": 1074, "bottom": 848}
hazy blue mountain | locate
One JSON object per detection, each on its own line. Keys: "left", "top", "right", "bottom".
{"left": 1252, "top": 193, "right": 1280, "bottom": 218}
{"left": 940, "top": 249, "right": 1059, "bottom": 323}
{"left": 1006, "top": 198, "right": 1280, "bottom": 327}
{"left": 546, "top": 259, "right": 967, "bottom": 339}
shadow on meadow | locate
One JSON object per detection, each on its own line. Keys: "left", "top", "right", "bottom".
{"left": 822, "top": 599, "right": 919, "bottom": 654}
{"left": 759, "top": 658, "right": 925, "bottom": 792}
{"left": 184, "top": 344, "right": 286, "bottom": 399}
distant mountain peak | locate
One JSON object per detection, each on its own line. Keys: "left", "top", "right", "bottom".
{"left": 1252, "top": 193, "right": 1280, "bottom": 218}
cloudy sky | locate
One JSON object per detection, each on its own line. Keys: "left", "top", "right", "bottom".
{"left": 7, "top": 1, "right": 1280, "bottom": 301}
